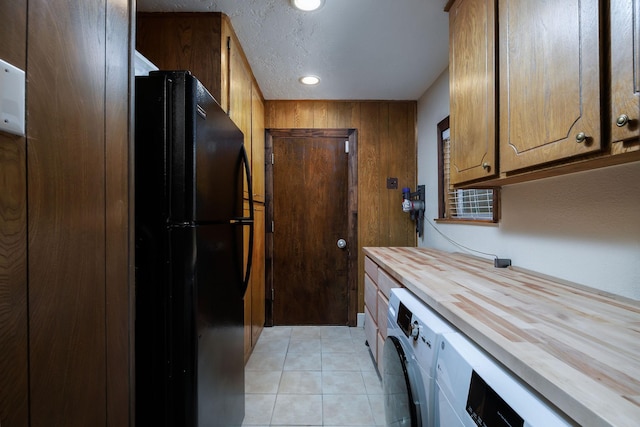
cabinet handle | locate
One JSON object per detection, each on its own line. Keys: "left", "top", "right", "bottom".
{"left": 575, "top": 132, "right": 587, "bottom": 143}
{"left": 616, "top": 114, "right": 629, "bottom": 127}
{"left": 482, "top": 162, "right": 491, "bottom": 171}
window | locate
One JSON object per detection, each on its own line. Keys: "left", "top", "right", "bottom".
{"left": 437, "top": 116, "right": 499, "bottom": 222}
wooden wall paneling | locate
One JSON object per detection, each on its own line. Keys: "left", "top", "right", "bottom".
{"left": 326, "top": 102, "right": 360, "bottom": 129}
{"left": 293, "top": 101, "right": 314, "bottom": 127}
{"left": 0, "top": 0, "right": 26, "bottom": 67}
{"left": 388, "top": 102, "right": 417, "bottom": 246}
{"left": 357, "top": 102, "right": 382, "bottom": 312}
{"left": 0, "top": 140, "right": 29, "bottom": 427}
{"left": 407, "top": 104, "right": 418, "bottom": 244}
{"left": 105, "top": 0, "right": 133, "bottom": 425}
{"left": 264, "top": 101, "right": 284, "bottom": 128}
{"left": 357, "top": 102, "right": 381, "bottom": 246}
{"left": 378, "top": 102, "right": 393, "bottom": 245}
{"left": 325, "top": 102, "right": 343, "bottom": 128}
{"left": 264, "top": 100, "right": 289, "bottom": 129}
{"left": 27, "top": 0, "right": 107, "bottom": 425}
{"left": 0, "top": 1, "right": 29, "bottom": 426}
{"left": 312, "top": 101, "right": 329, "bottom": 128}
{"left": 268, "top": 100, "right": 287, "bottom": 127}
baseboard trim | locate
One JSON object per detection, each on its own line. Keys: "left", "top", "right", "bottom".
{"left": 357, "top": 312, "right": 365, "bottom": 327}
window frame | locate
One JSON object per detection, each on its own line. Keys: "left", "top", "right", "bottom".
{"left": 436, "top": 116, "right": 500, "bottom": 224}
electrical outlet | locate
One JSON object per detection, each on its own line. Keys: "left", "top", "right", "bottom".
{"left": 0, "top": 58, "right": 26, "bottom": 136}
{"left": 494, "top": 258, "right": 512, "bottom": 268}
{"left": 387, "top": 177, "right": 398, "bottom": 189}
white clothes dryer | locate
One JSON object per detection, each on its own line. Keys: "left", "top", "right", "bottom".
{"left": 383, "top": 288, "right": 457, "bottom": 427}
{"left": 435, "top": 333, "right": 574, "bottom": 427}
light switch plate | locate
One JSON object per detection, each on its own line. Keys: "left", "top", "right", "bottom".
{"left": 0, "top": 58, "right": 26, "bottom": 136}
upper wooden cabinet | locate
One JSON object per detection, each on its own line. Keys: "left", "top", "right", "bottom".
{"left": 137, "top": 12, "right": 266, "bottom": 200}
{"left": 227, "top": 31, "right": 253, "bottom": 199}
{"left": 498, "top": 0, "right": 602, "bottom": 173}
{"left": 137, "top": 13, "right": 229, "bottom": 112}
{"left": 610, "top": 0, "right": 640, "bottom": 144}
{"left": 448, "top": 0, "right": 497, "bottom": 184}
{"left": 446, "top": 0, "right": 640, "bottom": 186}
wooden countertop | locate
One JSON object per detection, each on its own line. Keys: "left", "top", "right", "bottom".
{"left": 363, "top": 247, "right": 640, "bottom": 427}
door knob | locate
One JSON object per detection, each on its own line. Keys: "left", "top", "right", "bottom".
{"left": 337, "top": 239, "right": 347, "bottom": 249}
{"left": 616, "top": 114, "right": 630, "bottom": 127}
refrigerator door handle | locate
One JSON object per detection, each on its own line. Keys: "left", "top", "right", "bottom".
{"left": 242, "top": 143, "right": 254, "bottom": 221}
{"left": 243, "top": 221, "right": 254, "bottom": 296}
{"left": 241, "top": 143, "right": 254, "bottom": 295}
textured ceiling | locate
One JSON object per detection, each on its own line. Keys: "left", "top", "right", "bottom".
{"left": 137, "top": 0, "right": 450, "bottom": 100}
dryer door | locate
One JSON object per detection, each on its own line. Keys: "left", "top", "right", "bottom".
{"left": 383, "top": 336, "right": 425, "bottom": 427}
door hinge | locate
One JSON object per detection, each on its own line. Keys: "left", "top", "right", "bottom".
{"left": 271, "top": 220, "right": 275, "bottom": 233}
{"left": 345, "top": 140, "right": 349, "bottom": 154}
{"left": 271, "top": 288, "right": 275, "bottom": 301}
{"left": 271, "top": 152, "right": 275, "bottom": 165}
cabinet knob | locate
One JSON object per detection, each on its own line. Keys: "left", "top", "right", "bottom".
{"left": 616, "top": 114, "right": 629, "bottom": 127}
{"left": 482, "top": 162, "right": 491, "bottom": 171}
{"left": 575, "top": 132, "right": 587, "bottom": 143}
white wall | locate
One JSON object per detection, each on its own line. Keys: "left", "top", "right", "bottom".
{"left": 417, "top": 67, "right": 640, "bottom": 300}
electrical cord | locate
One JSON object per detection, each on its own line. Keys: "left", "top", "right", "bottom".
{"left": 425, "top": 217, "right": 499, "bottom": 260}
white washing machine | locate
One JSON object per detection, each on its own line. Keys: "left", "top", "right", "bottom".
{"left": 383, "top": 288, "right": 457, "bottom": 427}
{"left": 435, "top": 333, "right": 574, "bottom": 427}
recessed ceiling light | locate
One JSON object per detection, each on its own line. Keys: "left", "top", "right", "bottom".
{"left": 291, "top": 0, "right": 325, "bottom": 12}
{"left": 299, "top": 75, "right": 320, "bottom": 85}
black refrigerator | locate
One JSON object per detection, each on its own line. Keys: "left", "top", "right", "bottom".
{"left": 135, "top": 70, "right": 253, "bottom": 427}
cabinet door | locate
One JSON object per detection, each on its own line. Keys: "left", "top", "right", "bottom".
{"left": 251, "top": 204, "right": 265, "bottom": 347}
{"left": 243, "top": 201, "right": 252, "bottom": 362}
{"left": 228, "top": 34, "right": 253, "bottom": 200}
{"left": 251, "top": 84, "right": 265, "bottom": 203}
{"left": 499, "top": 0, "right": 601, "bottom": 173}
{"left": 136, "top": 13, "right": 225, "bottom": 105}
{"left": 611, "top": 0, "right": 640, "bottom": 143}
{"left": 449, "top": 0, "right": 497, "bottom": 184}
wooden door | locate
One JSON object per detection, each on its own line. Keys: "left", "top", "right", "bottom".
{"left": 499, "top": 0, "right": 601, "bottom": 173}
{"left": 610, "top": 0, "right": 640, "bottom": 144}
{"left": 272, "top": 134, "right": 350, "bottom": 325}
{"left": 448, "top": 0, "right": 497, "bottom": 184}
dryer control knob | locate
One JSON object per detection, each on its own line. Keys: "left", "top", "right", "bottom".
{"left": 410, "top": 321, "right": 420, "bottom": 340}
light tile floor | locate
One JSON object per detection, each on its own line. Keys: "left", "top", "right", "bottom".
{"left": 243, "top": 326, "right": 385, "bottom": 426}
